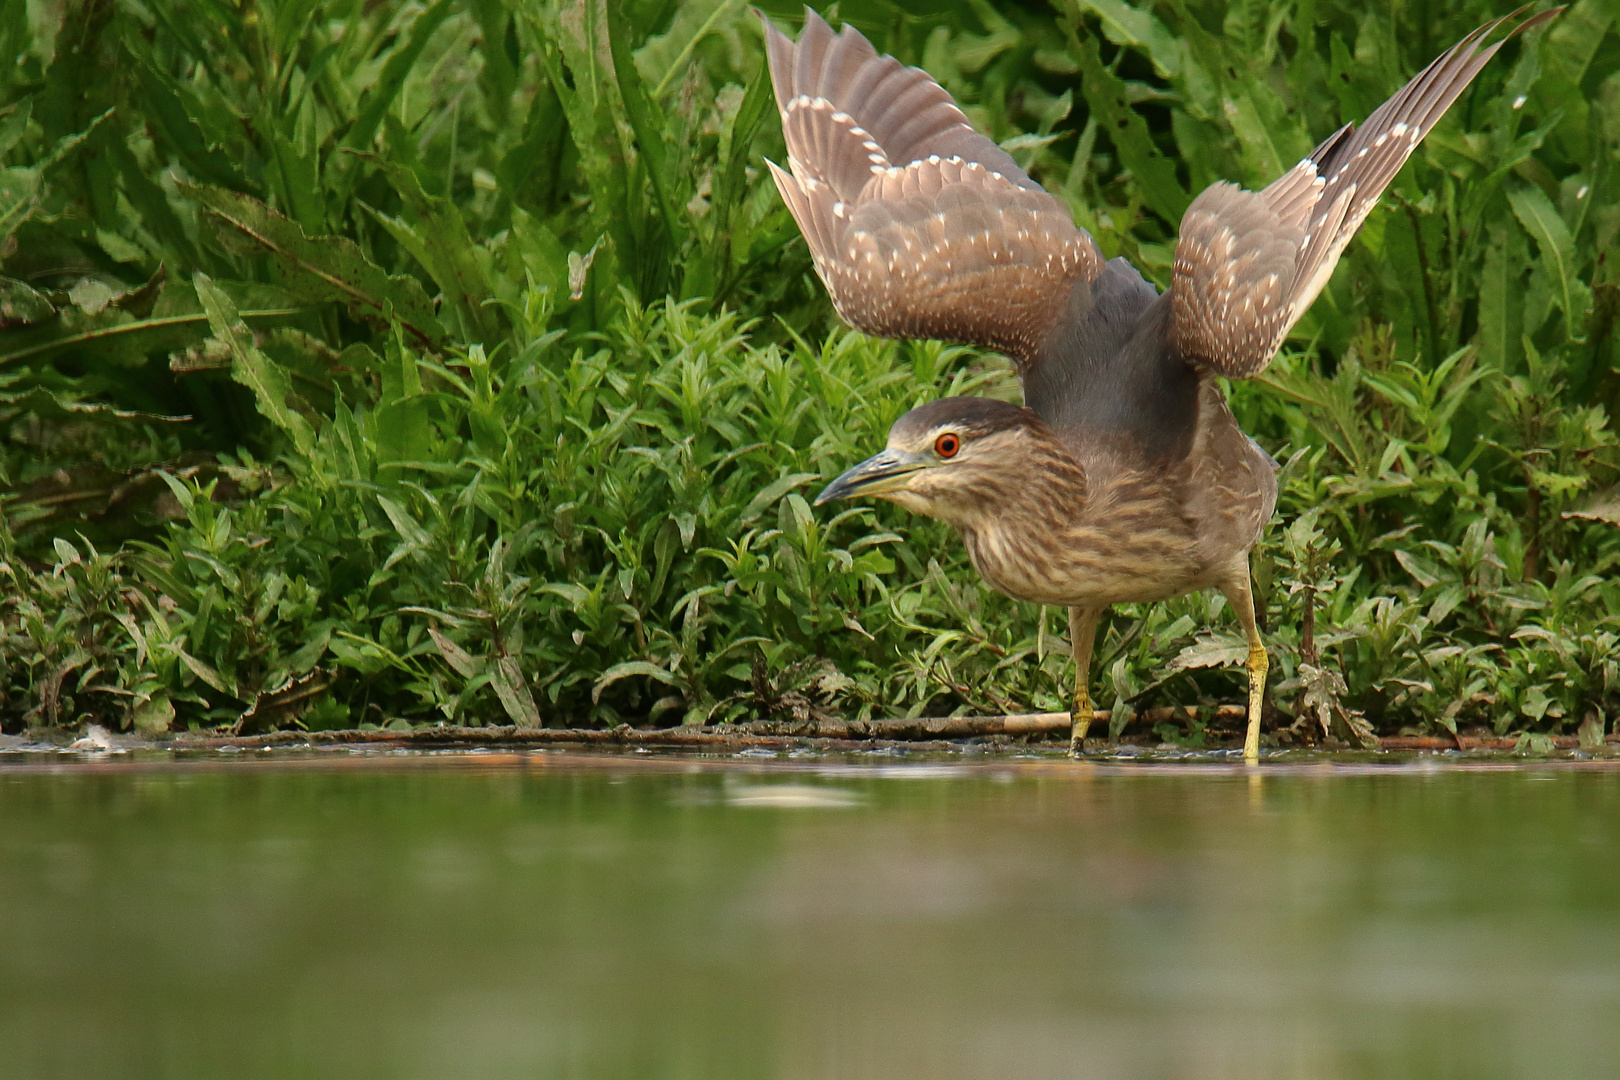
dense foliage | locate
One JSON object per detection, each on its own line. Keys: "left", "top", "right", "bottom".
{"left": 1, "top": 0, "right": 1616, "bottom": 742}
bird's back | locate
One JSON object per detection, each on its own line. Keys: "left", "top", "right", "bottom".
{"left": 1024, "top": 259, "right": 1196, "bottom": 468}
{"left": 1021, "top": 267, "right": 1278, "bottom": 598}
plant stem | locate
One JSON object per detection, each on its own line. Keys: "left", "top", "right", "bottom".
{"left": 1523, "top": 470, "right": 1542, "bottom": 583}
{"left": 1300, "top": 584, "right": 1318, "bottom": 668}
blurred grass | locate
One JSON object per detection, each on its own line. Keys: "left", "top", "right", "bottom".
{"left": 0, "top": 0, "right": 1616, "bottom": 741}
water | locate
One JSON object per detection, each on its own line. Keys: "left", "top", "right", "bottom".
{"left": 3, "top": 750, "right": 1618, "bottom": 1079}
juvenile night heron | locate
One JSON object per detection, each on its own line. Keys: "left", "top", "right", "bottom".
{"left": 763, "top": 7, "right": 1556, "bottom": 758}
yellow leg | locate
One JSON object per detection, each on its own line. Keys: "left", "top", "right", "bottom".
{"left": 1068, "top": 606, "right": 1102, "bottom": 756}
{"left": 1220, "top": 569, "right": 1268, "bottom": 762}
{"left": 1070, "top": 680, "right": 1092, "bottom": 750}
{"left": 1243, "top": 637, "right": 1269, "bottom": 761}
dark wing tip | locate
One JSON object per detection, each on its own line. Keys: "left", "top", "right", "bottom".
{"left": 1499, "top": 5, "right": 1565, "bottom": 39}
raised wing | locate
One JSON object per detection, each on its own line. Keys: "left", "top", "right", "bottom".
{"left": 1169, "top": 7, "right": 1559, "bottom": 379}
{"left": 761, "top": 9, "right": 1103, "bottom": 369}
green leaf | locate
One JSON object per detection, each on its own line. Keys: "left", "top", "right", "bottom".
{"left": 710, "top": 57, "right": 772, "bottom": 240}
{"left": 605, "top": 0, "right": 688, "bottom": 251}
{"left": 263, "top": 97, "right": 327, "bottom": 235}
{"left": 1166, "top": 635, "right": 1248, "bottom": 672}
{"left": 1221, "top": 82, "right": 1309, "bottom": 187}
{"left": 428, "top": 626, "right": 480, "bottom": 679}
{"left": 1477, "top": 223, "right": 1525, "bottom": 371}
{"left": 496, "top": 68, "right": 568, "bottom": 211}
{"left": 1507, "top": 184, "right": 1592, "bottom": 338}
{"left": 375, "top": 493, "right": 432, "bottom": 550}
{"left": 182, "top": 183, "right": 445, "bottom": 350}
{"left": 0, "top": 383, "right": 190, "bottom": 425}
{"left": 1546, "top": 0, "right": 1614, "bottom": 88}
{"left": 122, "top": 34, "right": 247, "bottom": 189}
{"left": 344, "top": 0, "right": 456, "bottom": 154}
{"left": 195, "top": 272, "right": 317, "bottom": 455}
{"left": 179, "top": 649, "right": 238, "bottom": 698}
{"left": 533, "top": 0, "right": 636, "bottom": 303}
{"left": 0, "top": 100, "right": 32, "bottom": 160}
{"left": 491, "top": 655, "right": 544, "bottom": 728}
{"left": 592, "top": 660, "right": 683, "bottom": 705}
{"left": 1562, "top": 487, "right": 1620, "bottom": 527}
{"left": 0, "top": 107, "right": 113, "bottom": 247}
{"left": 467, "top": 0, "right": 518, "bottom": 126}
{"left": 1066, "top": 25, "right": 1189, "bottom": 223}
{"left": 372, "top": 331, "right": 432, "bottom": 470}
{"left": 130, "top": 693, "right": 175, "bottom": 737}
{"left": 539, "top": 582, "right": 591, "bottom": 607}
{"left": 0, "top": 276, "right": 53, "bottom": 328}
{"left": 287, "top": 623, "right": 334, "bottom": 675}
{"left": 739, "top": 472, "right": 819, "bottom": 525}
{"left": 507, "top": 207, "right": 569, "bottom": 298}
{"left": 0, "top": 303, "right": 306, "bottom": 370}
{"left": 359, "top": 158, "right": 505, "bottom": 345}
{"left": 1071, "top": 0, "right": 1183, "bottom": 79}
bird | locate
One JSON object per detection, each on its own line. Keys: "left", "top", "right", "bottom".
{"left": 760, "top": 6, "right": 1559, "bottom": 759}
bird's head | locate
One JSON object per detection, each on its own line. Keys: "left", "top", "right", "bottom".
{"left": 815, "top": 397, "right": 1071, "bottom": 528}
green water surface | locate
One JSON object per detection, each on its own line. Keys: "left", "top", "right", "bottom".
{"left": 2, "top": 751, "right": 1618, "bottom": 1079}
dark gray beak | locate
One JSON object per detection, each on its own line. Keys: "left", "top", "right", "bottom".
{"left": 814, "top": 449, "right": 926, "bottom": 505}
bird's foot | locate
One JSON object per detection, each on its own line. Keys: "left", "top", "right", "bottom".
{"left": 1068, "top": 706, "right": 1092, "bottom": 758}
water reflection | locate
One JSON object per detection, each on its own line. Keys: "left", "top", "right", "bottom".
{"left": 1, "top": 752, "right": 1617, "bottom": 1078}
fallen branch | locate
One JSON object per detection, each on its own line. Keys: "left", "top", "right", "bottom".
{"left": 729, "top": 704, "right": 1249, "bottom": 741}
{"left": 149, "top": 704, "right": 1618, "bottom": 754}
{"left": 166, "top": 724, "right": 970, "bottom": 754}
{"left": 162, "top": 706, "right": 1242, "bottom": 750}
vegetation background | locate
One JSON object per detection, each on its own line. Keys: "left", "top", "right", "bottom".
{"left": 1, "top": 0, "right": 1615, "bottom": 744}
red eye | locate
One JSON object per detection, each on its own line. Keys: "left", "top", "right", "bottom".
{"left": 934, "top": 432, "right": 961, "bottom": 458}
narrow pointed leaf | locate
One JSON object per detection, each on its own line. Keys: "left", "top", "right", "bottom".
{"left": 1507, "top": 183, "right": 1592, "bottom": 336}
{"left": 195, "top": 272, "right": 317, "bottom": 455}
{"left": 183, "top": 183, "right": 445, "bottom": 350}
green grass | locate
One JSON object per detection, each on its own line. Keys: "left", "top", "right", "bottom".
{"left": 1, "top": 0, "right": 1616, "bottom": 742}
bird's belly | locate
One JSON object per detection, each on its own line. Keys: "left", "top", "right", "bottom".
{"left": 962, "top": 522, "right": 1204, "bottom": 607}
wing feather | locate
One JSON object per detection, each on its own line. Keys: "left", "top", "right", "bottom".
{"left": 762, "top": 8, "right": 1102, "bottom": 368}
{"left": 1170, "top": 7, "right": 1559, "bottom": 378}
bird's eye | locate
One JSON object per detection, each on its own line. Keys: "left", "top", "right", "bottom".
{"left": 934, "top": 432, "right": 961, "bottom": 458}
